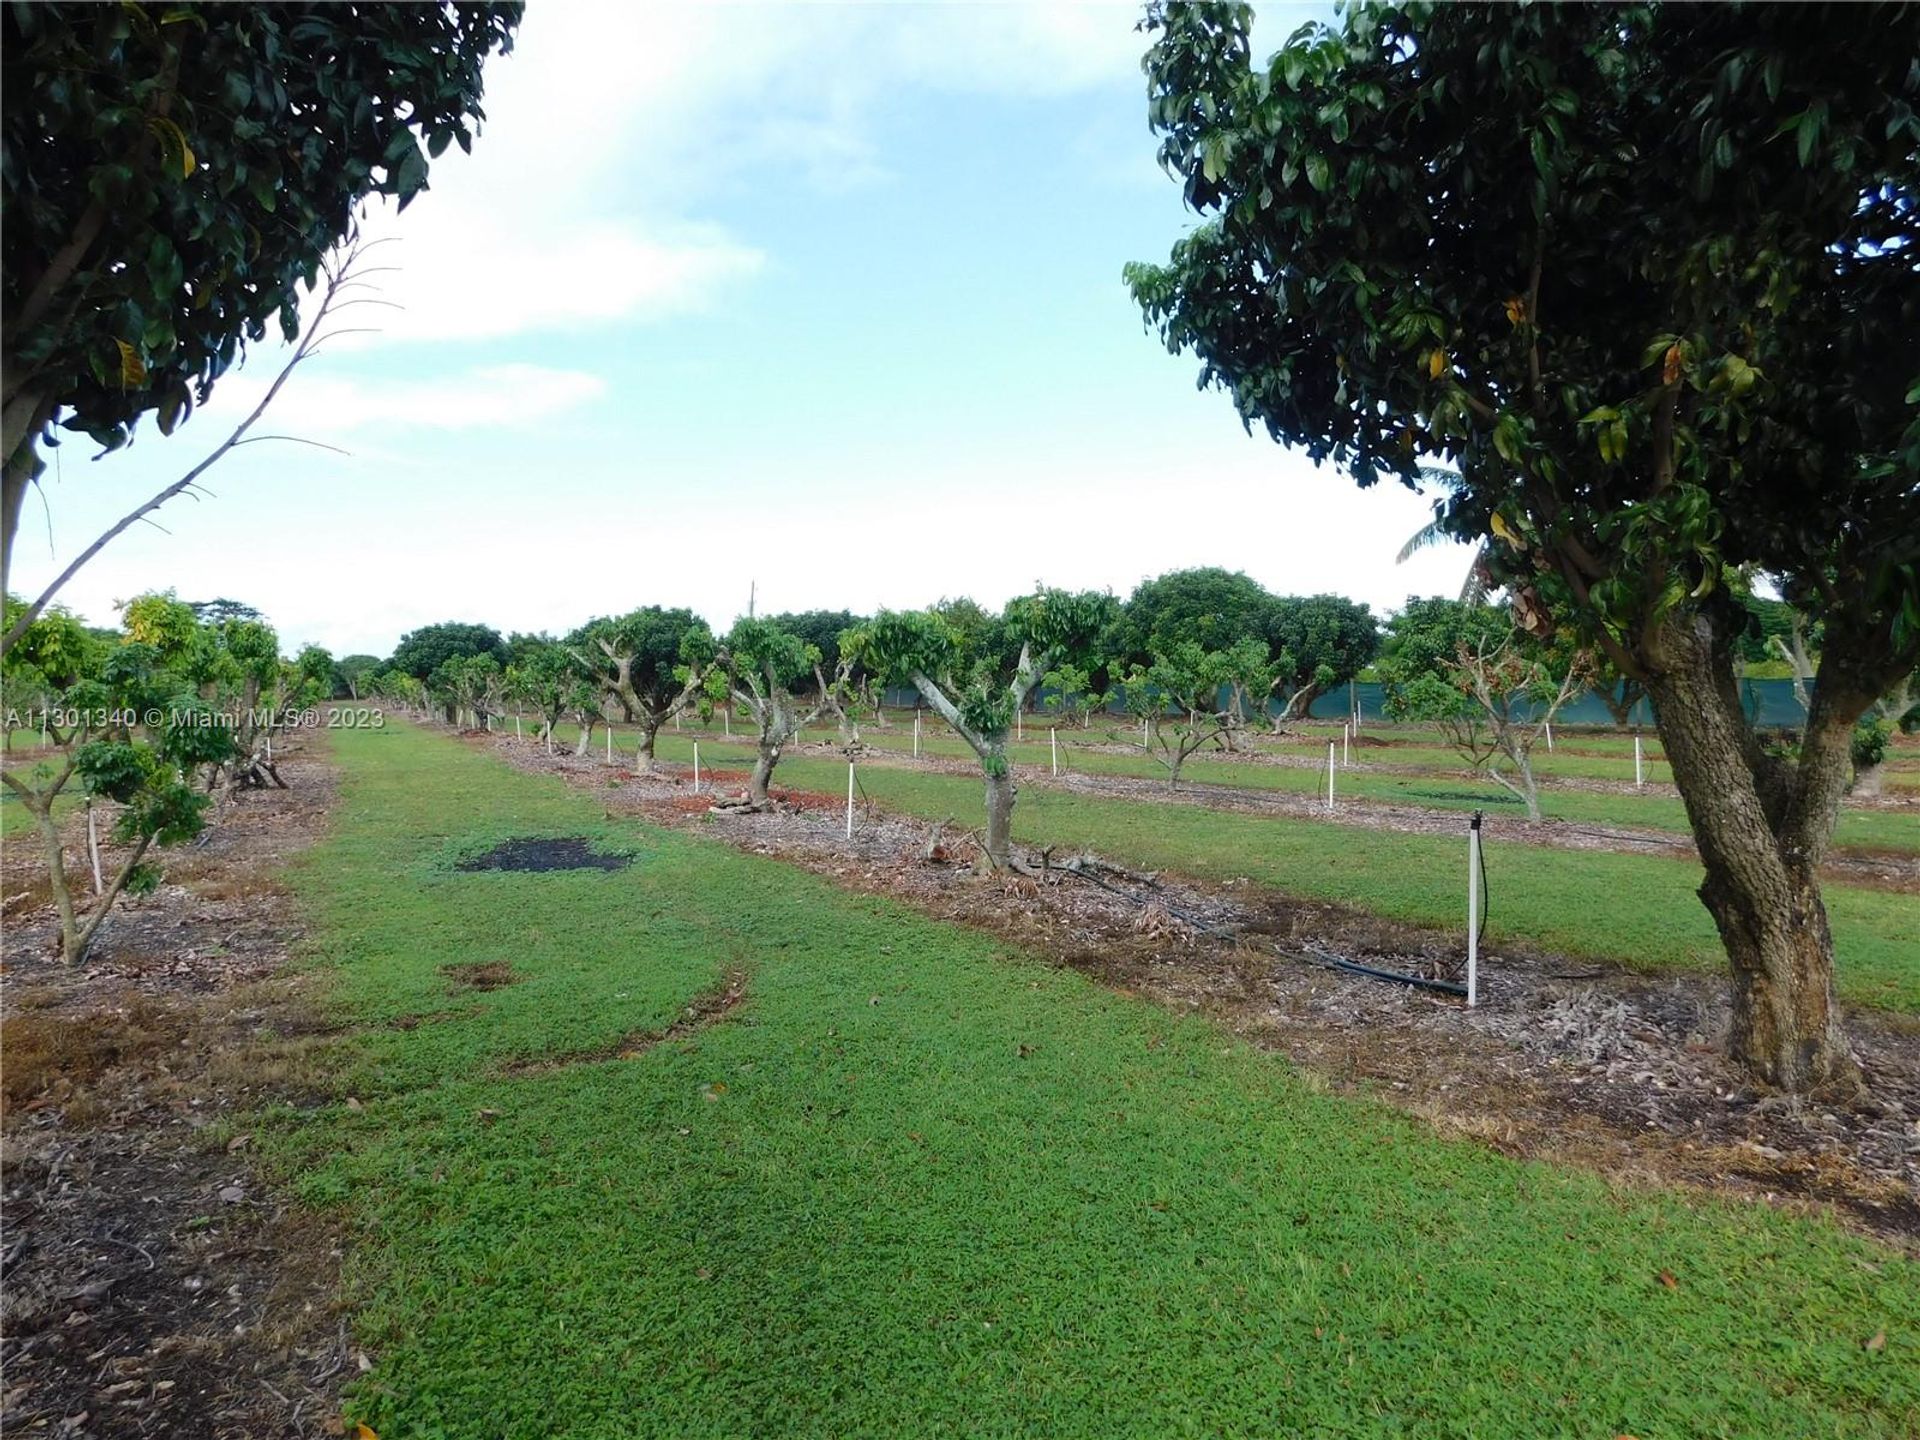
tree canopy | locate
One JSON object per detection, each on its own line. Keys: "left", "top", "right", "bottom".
{"left": 390, "top": 622, "right": 509, "bottom": 681}
{"left": 1127, "top": 0, "right": 1920, "bottom": 1091}
{"left": 1, "top": 1, "right": 522, "bottom": 592}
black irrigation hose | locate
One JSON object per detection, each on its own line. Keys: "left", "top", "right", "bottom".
{"left": 1472, "top": 809, "right": 1490, "bottom": 950}
{"left": 1303, "top": 943, "right": 1468, "bottom": 998}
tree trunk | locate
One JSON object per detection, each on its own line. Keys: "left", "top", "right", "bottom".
{"left": 1280, "top": 681, "right": 1322, "bottom": 724}
{"left": 574, "top": 721, "right": 594, "bottom": 757}
{"left": 636, "top": 721, "right": 660, "bottom": 769}
{"left": 1642, "top": 611, "right": 1859, "bottom": 1094}
{"left": 1852, "top": 761, "right": 1885, "bottom": 798}
{"left": 23, "top": 799, "right": 82, "bottom": 963}
{"left": 749, "top": 743, "right": 779, "bottom": 806}
{"left": 2, "top": 391, "right": 49, "bottom": 603}
{"left": 983, "top": 765, "right": 1016, "bottom": 869}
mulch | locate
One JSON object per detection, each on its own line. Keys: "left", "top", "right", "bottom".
{"left": 2, "top": 741, "right": 355, "bottom": 1439}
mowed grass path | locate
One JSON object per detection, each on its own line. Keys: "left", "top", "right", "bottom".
{"left": 639, "top": 735, "right": 1920, "bottom": 1013}
{"left": 267, "top": 722, "right": 1917, "bottom": 1437}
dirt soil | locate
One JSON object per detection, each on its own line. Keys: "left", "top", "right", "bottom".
{"left": 2, "top": 741, "right": 354, "bottom": 1439}
{"left": 490, "top": 730, "right": 1920, "bottom": 1251}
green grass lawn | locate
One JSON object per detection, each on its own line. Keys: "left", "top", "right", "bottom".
{"left": 269, "top": 721, "right": 1916, "bottom": 1438}
{"left": 796, "top": 717, "right": 1683, "bottom": 784}
{"left": 767, "top": 724, "right": 1919, "bottom": 855}
{"left": 635, "top": 734, "right": 1919, "bottom": 1013}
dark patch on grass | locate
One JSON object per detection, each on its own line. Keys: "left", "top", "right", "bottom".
{"left": 441, "top": 961, "right": 521, "bottom": 991}
{"left": 499, "top": 968, "right": 748, "bottom": 1076}
{"left": 1403, "top": 788, "right": 1524, "bottom": 805}
{"left": 454, "top": 836, "right": 633, "bottom": 873}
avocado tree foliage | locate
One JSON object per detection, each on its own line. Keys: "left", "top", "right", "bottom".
{"left": 861, "top": 588, "right": 1111, "bottom": 870}
{"left": 1, "top": 2, "right": 522, "bottom": 618}
{"left": 2, "top": 606, "right": 239, "bottom": 963}
{"left": 718, "top": 617, "right": 828, "bottom": 810}
{"left": 566, "top": 607, "right": 715, "bottom": 766}
{"left": 1380, "top": 600, "right": 1590, "bottom": 820}
{"left": 1113, "top": 569, "right": 1377, "bottom": 729}
{"left": 1126, "top": 637, "right": 1274, "bottom": 788}
{"left": 505, "top": 640, "right": 592, "bottom": 754}
{"left": 390, "top": 622, "right": 509, "bottom": 681}
{"left": 1128, "top": 0, "right": 1920, "bottom": 1092}
{"left": 1267, "top": 593, "right": 1378, "bottom": 721}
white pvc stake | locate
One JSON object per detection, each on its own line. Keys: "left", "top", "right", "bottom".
{"left": 1050, "top": 727, "right": 1059, "bottom": 776}
{"left": 1326, "top": 742, "right": 1336, "bottom": 810}
{"left": 1634, "top": 734, "right": 1645, "bottom": 787}
{"left": 1142, "top": 716, "right": 1150, "bottom": 748}
{"left": 515, "top": 714, "right": 522, "bottom": 740}
{"left": 607, "top": 727, "right": 614, "bottom": 764}
{"left": 1544, "top": 719, "right": 1552, "bottom": 753}
{"left": 914, "top": 710, "right": 922, "bottom": 758}
{"left": 693, "top": 742, "right": 701, "bottom": 794}
{"left": 723, "top": 708, "right": 731, "bottom": 738}
{"left": 1017, "top": 710, "right": 1023, "bottom": 742}
{"left": 265, "top": 734, "right": 272, "bottom": 763}
{"left": 1342, "top": 722, "right": 1350, "bottom": 768}
{"left": 845, "top": 761, "right": 855, "bottom": 839}
{"left": 86, "top": 802, "right": 104, "bottom": 896}
{"left": 1466, "top": 816, "right": 1482, "bottom": 1008}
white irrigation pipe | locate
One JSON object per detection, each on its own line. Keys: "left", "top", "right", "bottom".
{"left": 1326, "top": 741, "right": 1336, "bottom": 810}
{"left": 1050, "top": 726, "right": 1059, "bottom": 776}
{"left": 845, "top": 760, "right": 855, "bottom": 839}
{"left": 1466, "top": 814, "right": 1482, "bottom": 1009}
{"left": 1634, "top": 734, "right": 1645, "bottom": 787}
{"left": 86, "top": 801, "right": 104, "bottom": 896}
{"left": 693, "top": 742, "right": 701, "bottom": 794}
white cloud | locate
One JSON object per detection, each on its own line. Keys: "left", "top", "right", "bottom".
{"left": 346, "top": 0, "right": 1157, "bottom": 346}
{"left": 357, "top": 218, "right": 763, "bottom": 344}
{"left": 192, "top": 363, "right": 607, "bottom": 443}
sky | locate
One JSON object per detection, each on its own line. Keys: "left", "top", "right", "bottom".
{"left": 11, "top": 0, "right": 1476, "bottom": 659}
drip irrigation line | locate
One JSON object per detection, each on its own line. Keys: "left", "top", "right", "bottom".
{"left": 1302, "top": 941, "right": 1468, "bottom": 998}
{"left": 1473, "top": 809, "right": 1490, "bottom": 950}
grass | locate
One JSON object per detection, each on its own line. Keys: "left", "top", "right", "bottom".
{"left": 721, "top": 721, "right": 1920, "bottom": 856}
{"left": 770, "top": 724, "right": 1920, "bottom": 854}
{"left": 268, "top": 720, "right": 1917, "bottom": 1438}
{"left": 636, "top": 735, "right": 1919, "bottom": 1013}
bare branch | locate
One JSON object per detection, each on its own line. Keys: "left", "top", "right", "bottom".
{"left": 2, "top": 243, "right": 371, "bottom": 657}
